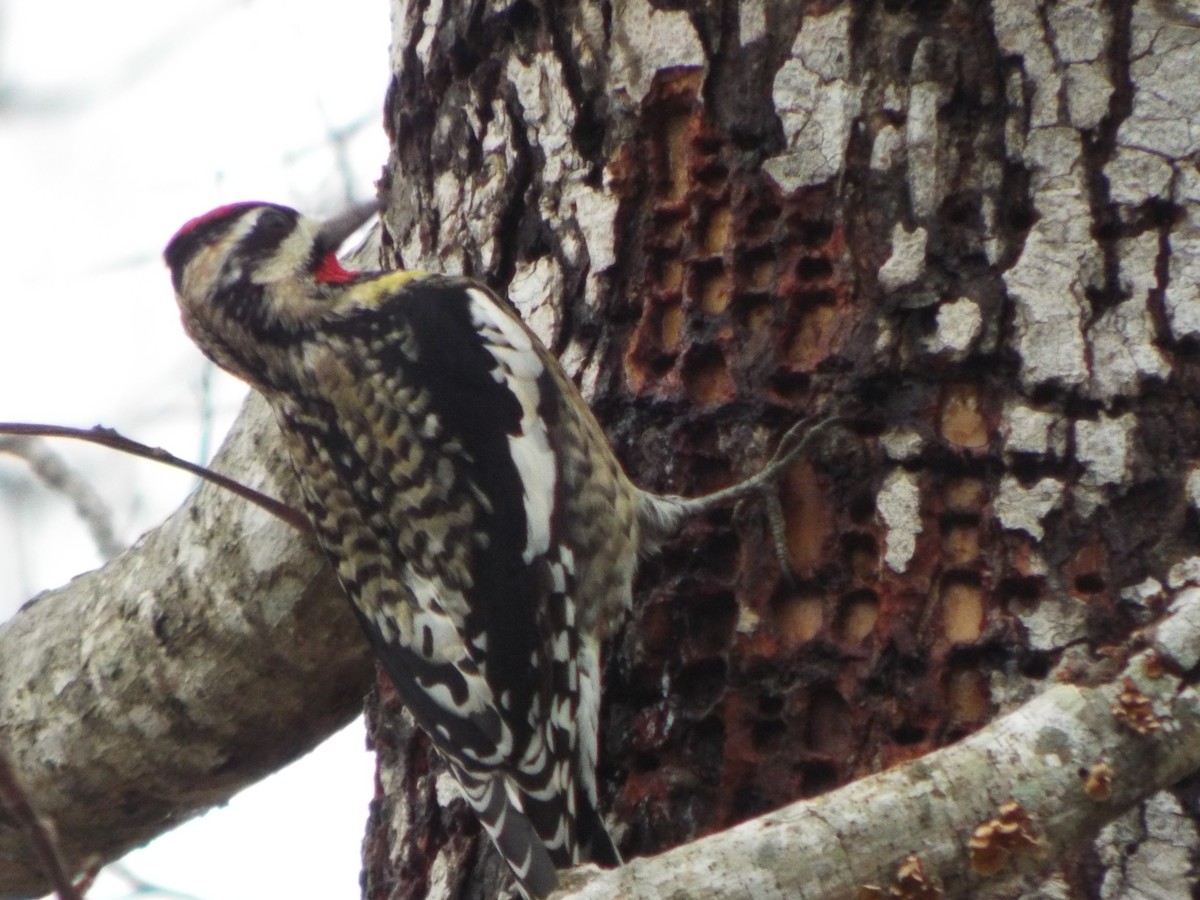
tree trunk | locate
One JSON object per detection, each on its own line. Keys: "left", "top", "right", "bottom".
{"left": 5, "top": 1, "right": 1200, "bottom": 898}
{"left": 367, "top": 0, "right": 1200, "bottom": 897}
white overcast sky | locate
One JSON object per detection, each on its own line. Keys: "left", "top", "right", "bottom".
{"left": 0, "top": 1, "right": 392, "bottom": 897}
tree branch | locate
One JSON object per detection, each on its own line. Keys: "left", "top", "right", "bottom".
{"left": 0, "top": 750, "right": 82, "bottom": 900}
{"left": 4, "top": 391, "right": 1198, "bottom": 900}
{"left": 0, "top": 436, "right": 125, "bottom": 561}
{"left": 555, "top": 586, "right": 1200, "bottom": 899}
{"left": 0, "top": 423, "right": 311, "bottom": 535}
{"left": 0, "top": 394, "right": 374, "bottom": 900}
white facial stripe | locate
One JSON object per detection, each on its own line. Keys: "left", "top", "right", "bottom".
{"left": 226, "top": 209, "right": 262, "bottom": 245}
{"left": 183, "top": 211, "right": 260, "bottom": 300}
{"left": 251, "top": 215, "right": 319, "bottom": 285}
{"left": 467, "top": 288, "right": 557, "bottom": 563}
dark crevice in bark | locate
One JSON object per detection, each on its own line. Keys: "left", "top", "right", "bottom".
{"left": 545, "top": 3, "right": 609, "bottom": 178}
{"left": 491, "top": 90, "right": 536, "bottom": 290}
{"left": 1078, "top": 0, "right": 1135, "bottom": 320}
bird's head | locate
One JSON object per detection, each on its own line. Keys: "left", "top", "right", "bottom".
{"left": 164, "top": 200, "right": 379, "bottom": 384}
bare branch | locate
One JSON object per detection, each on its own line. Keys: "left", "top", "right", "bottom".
{"left": 0, "top": 436, "right": 125, "bottom": 561}
{"left": 0, "top": 395, "right": 373, "bottom": 899}
{"left": 0, "top": 750, "right": 83, "bottom": 900}
{"left": 0, "top": 423, "right": 311, "bottom": 534}
{"left": 554, "top": 585, "right": 1200, "bottom": 899}
{"left": 102, "top": 862, "right": 205, "bottom": 900}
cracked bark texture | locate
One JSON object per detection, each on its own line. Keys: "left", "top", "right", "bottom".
{"left": 370, "top": 0, "right": 1200, "bottom": 898}
{"left": 5, "top": 1, "right": 1200, "bottom": 898}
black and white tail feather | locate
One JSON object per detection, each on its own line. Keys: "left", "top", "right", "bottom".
{"left": 164, "top": 200, "right": 837, "bottom": 899}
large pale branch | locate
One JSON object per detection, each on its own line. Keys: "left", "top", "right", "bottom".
{"left": 4, "top": 394, "right": 1200, "bottom": 900}
{"left": 0, "top": 394, "right": 374, "bottom": 900}
{"left": 555, "top": 587, "right": 1200, "bottom": 899}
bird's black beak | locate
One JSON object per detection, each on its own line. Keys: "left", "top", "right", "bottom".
{"left": 317, "top": 199, "right": 381, "bottom": 253}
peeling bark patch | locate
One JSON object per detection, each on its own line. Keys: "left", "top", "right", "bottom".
{"left": 1165, "top": 203, "right": 1200, "bottom": 343}
{"left": 926, "top": 297, "right": 982, "bottom": 355}
{"left": 1095, "top": 790, "right": 1198, "bottom": 899}
{"left": 1120, "top": 6, "right": 1200, "bottom": 160}
{"left": 995, "top": 475, "right": 1064, "bottom": 541}
{"left": 941, "top": 577, "right": 984, "bottom": 643}
{"left": 1154, "top": 585, "right": 1200, "bottom": 670}
{"left": 1002, "top": 403, "right": 1067, "bottom": 456}
{"left": 878, "top": 224, "right": 928, "bottom": 292}
{"left": 617, "top": 74, "right": 851, "bottom": 400}
{"left": 764, "top": 5, "right": 860, "bottom": 191}
{"left": 878, "top": 469, "right": 923, "bottom": 572}
{"left": 610, "top": 0, "right": 704, "bottom": 105}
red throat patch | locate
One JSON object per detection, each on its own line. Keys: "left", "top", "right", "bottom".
{"left": 314, "top": 253, "right": 358, "bottom": 284}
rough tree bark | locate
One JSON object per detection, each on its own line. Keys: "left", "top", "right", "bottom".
{"left": 4, "top": 1, "right": 1200, "bottom": 898}
{"left": 368, "top": 0, "right": 1200, "bottom": 897}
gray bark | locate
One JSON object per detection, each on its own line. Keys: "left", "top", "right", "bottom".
{"left": 6, "top": 1, "right": 1200, "bottom": 899}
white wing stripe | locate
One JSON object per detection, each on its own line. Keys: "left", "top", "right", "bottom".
{"left": 467, "top": 288, "right": 557, "bottom": 563}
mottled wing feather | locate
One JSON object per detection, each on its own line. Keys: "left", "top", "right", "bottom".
{"left": 449, "top": 765, "right": 560, "bottom": 900}
{"left": 276, "top": 278, "right": 589, "bottom": 893}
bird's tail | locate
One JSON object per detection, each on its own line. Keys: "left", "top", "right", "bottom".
{"left": 453, "top": 767, "right": 561, "bottom": 899}
{"left": 450, "top": 760, "right": 622, "bottom": 898}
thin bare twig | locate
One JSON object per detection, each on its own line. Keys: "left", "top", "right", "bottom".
{"left": 105, "top": 862, "right": 206, "bottom": 900}
{"left": 0, "top": 435, "right": 126, "bottom": 560}
{"left": 0, "top": 423, "right": 311, "bottom": 535}
{"left": 0, "top": 749, "right": 84, "bottom": 900}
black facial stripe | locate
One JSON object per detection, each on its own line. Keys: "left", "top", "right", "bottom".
{"left": 237, "top": 206, "right": 301, "bottom": 264}
{"left": 306, "top": 236, "right": 333, "bottom": 272}
{"left": 164, "top": 215, "right": 236, "bottom": 294}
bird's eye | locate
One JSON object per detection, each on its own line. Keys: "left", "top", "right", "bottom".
{"left": 256, "top": 208, "right": 293, "bottom": 236}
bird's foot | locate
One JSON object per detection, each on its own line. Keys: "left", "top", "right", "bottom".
{"left": 673, "top": 415, "right": 849, "bottom": 581}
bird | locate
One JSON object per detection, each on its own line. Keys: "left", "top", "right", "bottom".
{"left": 164, "top": 199, "right": 834, "bottom": 898}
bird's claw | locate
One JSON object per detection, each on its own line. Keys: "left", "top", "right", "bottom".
{"left": 676, "top": 414, "right": 849, "bottom": 583}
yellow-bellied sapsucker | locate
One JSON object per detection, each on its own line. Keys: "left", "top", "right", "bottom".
{"left": 165, "top": 201, "right": 826, "bottom": 899}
